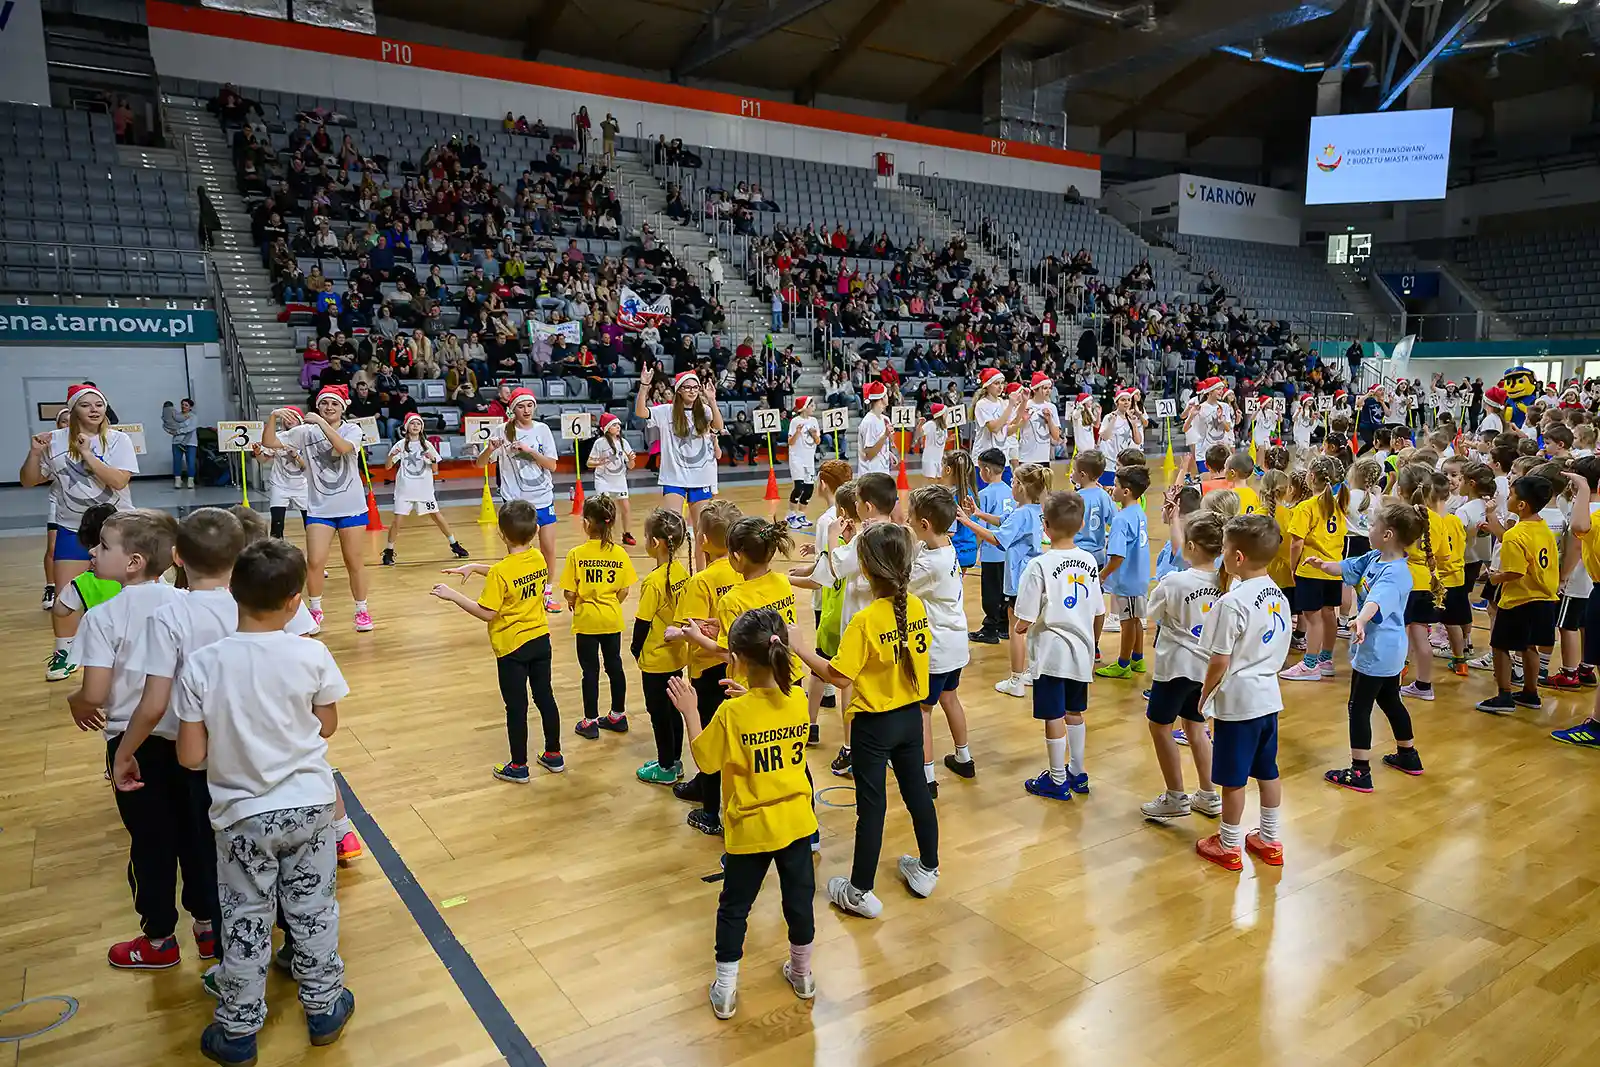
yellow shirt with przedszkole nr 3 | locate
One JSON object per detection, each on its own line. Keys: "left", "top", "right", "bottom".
{"left": 635, "top": 560, "right": 690, "bottom": 674}
{"left": 560, "top": 539, "right": 639, "bottom": 635}
{"left": 831, "top": 595, "right": 930, "bottom": 719}
{"left": 716, "top": 570, "right": 805, "bottom": 684}
{"left": 689, "top": 685, "right": 818, "bottom": 854}
{"left": 478, "top": 548, "right": 551, "bottom": 657}
{"left": 680, "top": 556, "right": 743, "bottom": 679}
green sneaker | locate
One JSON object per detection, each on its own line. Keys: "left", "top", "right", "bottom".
{"left": 45, "top": 649, "right": 76, "bottom": 682}
{"left": 637, "top": 760, "right": 682, "bottom": 785}
{"left": 1130, "top": 658, "right": 1148, "bottom": 674}
{"left": 1094, "top": 662, "right": 1132, "bottom": 679}
{"left": 201, "top": 965, "right": 220, "bottom": 999}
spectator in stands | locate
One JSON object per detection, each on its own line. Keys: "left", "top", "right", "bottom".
{"left": 446, "top": 354, "right": 478, "bottom": 398}
{"left": 301, "top": 340, "right": 330, "bottom": 390}
{"left": 601, "top": 113, "right": 619, "bottom": 163}
{"left": 462, "top": 331, "right": 489, "bottom": 383}
{"left": 316, "top": 356, "right": 351, "bottom": 398}
{"left": 162, "top": 399, "right": 199, "bottom": 490}
{"left": 485, "top": 383, "right": 515, "bottom": 419}
{"left": 346, "top": 381, "right": 382, "bottom": 425}
{"left": 575, "top": 106, "right": 592, "bottom": 157}
{"left": 314, "top": 281, "right": 342, "bottom": 338}
{"left": 382, "top": 385, "right": 421, "bottom": 441}
{"left": 1346, "top": 338, "right": 1364, "bottom": 384}
{"left": 375, "top": 304, "right": 400, "bottom": 341}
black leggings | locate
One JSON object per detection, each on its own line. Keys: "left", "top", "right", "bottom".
{"left": 692, "top": 666, "right": 728, "bottom": 814}
{"left": 496, "top": 635, "right": 562, "bottom": 764}
{"left": 789, "top": 480, "right": 814, "bottom": 505}
{"left": 642, "top": 670, "right": 682, "bottom": 766}
{"left": 1347, "top": 669, "right": 1414, "bottom": 751}
{"left": 716, "top": 835, "right": 815, "bottom": 962}
{"left": 269, "top": 506, "right": 306, "bottom": 540}
{"left": 575, "top": 632, "right": 626, "bottom": 721}
{"left": 849, "top": 704, "right": 939, "bottom": 891}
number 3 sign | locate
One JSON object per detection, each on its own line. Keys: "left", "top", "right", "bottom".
{"left": 216, "top": 421, "right": 263, "bottom": 452}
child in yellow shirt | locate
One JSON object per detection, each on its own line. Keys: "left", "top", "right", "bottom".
{"left": 794, "top": 523, "right": 938, "bottom": 921}
{"left": 1426, "top": 469, "right": 1472, "bottom": 679}
{"left": 634, "top": 508, "right": 692, "bottom": 786}
{"left": 669, "top": 607, "right": 817, "bottom": 1021}
{"left": 682, "top": 517, "right": 804, "bottom": 687}
{"left": 1281, "top": 456, "right": 1348, "bottom": 681}
{"left": 1479, "top": 474, "right": 1560, "bottom": 715}
{"left": 432, "top": 501, "right": 565, "bottom": 781}
{"left": 665, "top": 499, "right": 744, "bottom": 835}
{"left": 1224, "top": 452, "right": 1261, "bottom": 515}
{"left": 562, "top": 496, "right": 639, "bottom": 739}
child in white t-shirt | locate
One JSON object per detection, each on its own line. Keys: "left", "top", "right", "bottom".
{"left": 176, "top": 538, "right": 354, "bottom": 1063}
{"left": 1196, "top": 514, "right": 1291, "bottom": 872}
{"left": 588, "top": 412, "right": 638, "bottom": 545}
{"left": 383, "top": 413, "right": 469, "bottom": 566}
{"left": 1014, "top": 490, "right": 1103, "bottom": 802}
{"left": 787, "top": 397, "right": 821, "bottom": 528}
{"left": 252, "top": 408, "right": 308, "bottom": 540}
{"left": 908, "top": 486, "right": 972, "bottom": 797}
{"left": 1140, "top": 511, "right": 1225, "bottom": 821}
{"left": 914, "top": 406, "right": 949, "bottom": 482}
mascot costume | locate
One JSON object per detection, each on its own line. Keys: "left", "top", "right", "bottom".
{"left": 1498, "top": 367, "right": 1539, "bottom": 429}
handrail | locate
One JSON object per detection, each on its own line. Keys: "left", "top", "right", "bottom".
{"left": 206, "top": 255, "right": 258, "bottom": 421}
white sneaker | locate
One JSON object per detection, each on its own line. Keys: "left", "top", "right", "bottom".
{"left": 897, "top": 855, "right": 938, "bottom": 898}
{"left": 822, "top": 683, "right": 836, "bottom": 699}
{"left": 827, "top": 876, "right": 883, "bottom": 918}
{"left": 1190, "top": 789, "right": 1223, "bottom": 817}
{"left": 185, "top": 477, "right": 195, "bottom": 489}
{"left": 1278, "top": 661, "right": 1324, "bottom": 681}
{"left": 1468, "top": 652, "right": 1496, "bottom": 671}
{"left": 1021, "top": 668, "right": 1034, "bottom": 687}
{"left": 1104, "top": 615, "right": 1122, "bottom": 633}
{"left": 782, "top": 961, "right": 816, "bottom": 1000}
{"left": 709, "top": 982, "right": 737, "bottom": 1020}
{"left": 1399, "top": 681, "right": 1435, "bottom": 701}
{"left": 1140, "top": 792, "right": 1191, "bottom": 820}
{"left": 173, "top": 476, "right": 183, "bottom": 488}
{"left": 994, "top": 675, "right": 1027, "bottom": 697}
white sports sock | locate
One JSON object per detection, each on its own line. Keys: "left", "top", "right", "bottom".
{"left": 954, "top": 744, "right": 971, "bottom": 763}
{"left": 1045, "top": 737, "right": 1067, "bottom": 783}
{"left": 923, "top": 761, "right": 935, "bottom": 783}
{"left": 1219, "top": 821, "right": 1243, "bottom": 850}
{"left": 309, "top": 596, "right": 323, "bottom": 612}
{"left": 712, "top": 959, "right": 739, "bottom": 993}
{"left": 334, "top": 817, "right": 353, "bottom": 837}
{"left": 1257, "top": 805, "right": 1281, "bottom": 844}
{"left": 354, "top": 599, "right": 368, "bottom": 614}
{"left": 54, "top": 636, "right": 73, "bottom": 655}
{"left": 1066, "top": 722, "right": 1087, "bottom": 776}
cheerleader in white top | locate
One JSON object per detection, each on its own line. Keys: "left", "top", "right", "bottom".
{"left": 915, "top": 403, "right": 949, "bottom": 480}
{"left": 253, "top": 404, "right": 310, "bottom": 540}
{"left": 1291, "top": 394, "right": 1316, "bottom": 461}
{"left": 1066, "top": 392, "right": 1098, "bottom": 460}
{"left": 383, "top": 412, "right": 469, "bottom": 566}
{"left": 480, "top": 386, "right": 563, "bottom": 610}
{"left": 787, "top": 395, "right": 821, "bottom": 528}
{"left": 856, "top": 381, "right": 897, "bottom": 475}
{"left": 587, "top": 412, "right": 637, "bottom": 544}
{"left": 1018, "top": 371, "right": 1062, "bottom": 466}
{"left": 1251, "top": 396, "right": 1280, "bottom": 453}
{"left": 634, "top": 366, "right": 724, "bottom": 567}
{"left": 1098, "top": 388, "right": 1145, "bottom": 480}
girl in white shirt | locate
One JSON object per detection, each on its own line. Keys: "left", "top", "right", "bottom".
{"left": 383, "top": 413, "right": 468, "bottom": 567}
{"left": 1251, "top": 398, "right": 1279, "bottom": 452}
{"left": 635, "top": 367, "right": 724, "bottom": 568}
{"left": 479, "top": 387, "right": 562, "bottom": 611}
{"left": 914, "top": 405, "right": 949, "bottom": 481}
{"left": 1291, "top": 395, "right": 1316, "bottom": 460}
{"left": 1066, "top": 394, "right": 1098, "bottom": 459}
{"left": 1018, "top": 372, "right": 1061, "bottom": 465}
{"left": 588, "top": 412, "right": 637, "bottom": 544}
{"left": 971, "top": 368, "right": 1017, "bottom": 483}
{"left": 855, "top": 382, "right": 895, "bottom": 476}
{"left": 1098, "top": 389, "right": 1144, "bottom": 474}
{"left": 787, "top": 396, "right": 821, "bottom": 528}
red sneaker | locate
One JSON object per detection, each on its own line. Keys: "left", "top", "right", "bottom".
{"left": 1541, "top": 669, "right": 1582, "bottom": 691}
{"left": 108, "top": 934, "right": 180, "bottom": 970}
{"left": 1245, "top": 831, "right": 1284, "bottom": 867}
{"left": 194, "top": 924, "right": 218, "bottom": 960}
{"left": 1579, "top": 666, "right": 1598, "bottom": 688}
{"left": 1196, "top": 834, "right": 1243, "bottom": 872}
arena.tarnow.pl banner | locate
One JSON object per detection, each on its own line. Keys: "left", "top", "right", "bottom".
{"left": 0, "top": 0, "right": 51, "bottom": 106}
{"left": 0, "top": 306, "right": 221, "bottom": 344}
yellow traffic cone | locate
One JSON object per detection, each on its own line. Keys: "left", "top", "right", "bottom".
{"left": 1162, "top": 435, "right": 1176, "bottom": 478}
{"left": 477, "top": 470, "right": 497, "bottom": 525}
{"left": 1249, "top": 437, "right": 1258, "bottom": 465}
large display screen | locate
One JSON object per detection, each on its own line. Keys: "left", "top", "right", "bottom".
{"left": 1305, "top": 108, "right": 1453, "bottom": 205}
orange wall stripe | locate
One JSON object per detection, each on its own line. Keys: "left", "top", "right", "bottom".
{"left": 145, "top": 0, "right": 1099, "bottom": 172}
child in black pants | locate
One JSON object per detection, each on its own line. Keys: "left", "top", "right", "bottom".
{"left": 634, "top": 508, "right": 693, "bottom": 784}
{"left": 968, "top": 450, "right": 1013, "bottom": 642}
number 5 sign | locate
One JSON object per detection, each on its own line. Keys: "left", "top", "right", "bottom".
{"left": 217, "top": 421, "right": 263, "bottom": 452}
{"left": 463, "top": 416, "right": 502, "bottom": 449}
{"left": 752, "top": 408, "right": 782, "bottom": 434}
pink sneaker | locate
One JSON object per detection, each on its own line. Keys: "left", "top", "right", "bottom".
{"left": 544, "top": 593, "right": 562, "bottom": 613}
{"left": 1279, "top": 661, "right": 1325, "bottom": 682}
{"left": 309, "top": 608, "right": 325, "bottom": 632}
{"left": 353, "top": 609, "right": 374, "bottom": 632}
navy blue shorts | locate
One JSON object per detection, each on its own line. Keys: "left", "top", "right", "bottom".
{"left": 1490, "top": 600, "right": 1556, "bottom": 651}
{"left": 662, "top": 484, "right": 713, "bottom": 503}
{"left": 305, "top": 513, "right": 369, "bottom": 531}
{"left": 1295, "top": 576, "right": 1343, "bottom": 613}
{"left": 1210, "top": 714, "right": 1280, "bottom": 788}
{"left": 1146, "top": 677, "right": 1205, "bottom": 725}
{"left": 54, "top": 526, "right": 92, "bottom": 562}
{"left": 1404, "top": 588, "right": 1439, "bottom": 626}
{"left": 924, "top": 668, "right": 962, "bottom": 705}
{"left": 1032, "top": 674, "right": 1089, "bottom": 720}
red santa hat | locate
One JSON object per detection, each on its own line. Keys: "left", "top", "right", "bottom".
{"left": 863, "top": 381, "right": 887, "bottom": 403}
{"left": 507, "top": 387, "right": 537, "bottom": 410}
{"left": 1483, "top": 386, "right": 1507, "bottom": 409}
{"left": 1004, "top": 382, "right": 1023, "bottom": 396}
{"left": 1116, "top": 387, "right": 1137, "bottom": 400}
{"left": 1197, "top": 377, "right": 1226, "bottom": 395}
{"left": 1029, "top": 371, "right": 1051, "bottom": 389}
{"left": 66, "top": 383, "right": 106, "bottom": 409}
{"left": 598, "top": 412, "right": 620, "bottom": 430}
{"left": 403, "top": 412, "right": 425, "bottom": 430}
{"left": 673, "top": 371, "right": 700, "bottom": 390}
{"left": 1333, "top": 389, "right": 1347, "bottom": 401}
{"left": 794, "top": 395, "right": 814, "bottom": 413}
{"left": 314, "top": 384, "right": 349, "bottom": 411}
{"left": 1075, "top": 392, "right": 1092, "bottom": 403}
{"left": 978, "top": 367, "right": 1005, "bottom": 388}
{"left": 930, "top": 402, "right": 945, "bottom": 416}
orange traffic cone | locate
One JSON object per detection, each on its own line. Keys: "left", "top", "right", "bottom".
{"left": 570, "top": 471, "right": 586, "bottom": 515}
{"left": 896, "top": 453, "right": 910, "bottom": 491}
{"left": 764, "top": 465, "right": 781, "bottom": 501}
{"left": 364, "top": 484, "right": 384, "bottom": 531}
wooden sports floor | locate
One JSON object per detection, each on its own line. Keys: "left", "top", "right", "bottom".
{"left": 2, "top": 475, "right": 1599, "bottom": 1067}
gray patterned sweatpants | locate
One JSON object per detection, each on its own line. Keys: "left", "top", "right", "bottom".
{"left": 212, "top": 803, "right": 346, "bottom": 1037}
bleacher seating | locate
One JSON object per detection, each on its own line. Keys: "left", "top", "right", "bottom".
{"left": 0, "top": 103, "right": 204, "bottom": 300}
{"left": 1451, "top": 228, "right": 1600, "bottom": 335}
{"left": 696, "top": 150, "right": 926, "bottom": 249}
{"left": 1166, "top": 233, "right": 1349, "bottom": 321}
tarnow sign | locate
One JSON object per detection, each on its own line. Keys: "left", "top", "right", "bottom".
{"left": 0, "top": 0, "right": 51, "bottom": 106}
{"left": 1178, "top": 173, "right": 1302, "bottom": 247}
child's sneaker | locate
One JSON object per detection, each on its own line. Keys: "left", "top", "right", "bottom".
{"left": 637, "top": 759, "right": 681, "bottom": 784}
{"left": 782, "top": 960, "right": 816, "bottom": 1000}
{"left": 1196, "top": 834, "right": 1243, "bottom": 871}
{"left": 201, "top": 965, "right": 221, "bottom": 998}
{"left": 1551, "top": 720, "right": 1600, "bottom": 747}
{"left": 687, "top": 809, "right": 723, "bottom": 836}
{"left": 942, "top": 753, "right": 975, "bottom": 779}
{"left": 1104, "top": 616, "right": 1121, "bottom": 633}
{"left": 1291, "top": 632, "right": 1307, "bottom": 652}
{"left": 307, "top": 988, "right": 356, "bottom": 1047}
{"left": 493, "top": 761, "right": 531, "bottom": 784}
{"left": 830, "top": 746, "right": 852, "bottom": 777}
{"left": 1468, "top": 652, "right": 1496, "bottom": 670}
{"left": 1513, "top": 690, "right": 1542, "bottom": 709}
{"left": 1190, "top": 789, "right": 1223, "bottom": 817}
{"left": 1579, "top": 665, "right": 1598, "bottom": 688}
{"left": 381, "top": 547, "right": 396, "bottom": 566}
{"left": 826, "top": 876, "right": 883, "bottom": 918}
{"left": 1476, "top": 693, "right": 1518, "bottom": 715}
{"left": 1172, "top": 727, "right": 1189, "bottom": 746}
{"left": 709, "top": 982, "right": 737, "bottom": 1020}
{"left": 1140, "top": 791, "right": 1191, "bottom": 820}
{"left": 808, "top": 723, "right": 821, "bottom": 747}
{"left": 306, "top": 609, "right": 323, "bottom": 636}
{"left": 108, "top": 934, "right": 180, "bottom": 969}
{"left": 1244, "top": 831, "right": 1284, "bottom": 866}
{"left": 537, "top": 751, "right": 566, "bottom": 773}
{"left": 1278, "top": 661, "right": 1323, "bottom": 682}
{"left": 1336, "top": 622, "right": 1352, "bottom": 640}
{"left": 596, "top": 713, "right": 628, "bottom": 733}
{"left": 450, "top": 540, "right": 470, "bottom": 558}
{"left": 1472, "top": 598, "right": 1488, "bottom": 611}
{"left": 1093, "top": 662, "right": 1131, "bottom": 679}
{"left": 44, "top": 649, "right": 76, "bottom": 682}
{"left": 544, "top": 593, "right": 562, "bottom": 613}
{"left": 1318, "top": 658, "right": 1335, "bottom": 678}
{"left": 926, "top": 779, "right": 939, "bottom": 800}
{"left": 1021, "top": 669, "right": 1034, "bottom": 686}
{"left": 41, "top": 584, "right": 55, "bottom": 610}
{"left": 336, "top": 831, "right": 362, "bottom": 864}
{"left": 1324, "top": 766, "right": 1374, "bottom": 793}
{"left": 968, "top": 628, "right": 1000, "bottom": 644}
{"left": 1382, "top": 748, "right": 1424, "bottom": 775}
{"left": 994, "top": 674, "right": 1028, "bottom": 696}
{"left": 795, "top": 516, "right": 814, "bottom": 529}
{"left": 1451, "top": 658, "right": 1470, "bottom": 678}
{"left": 1066, "top": 771, "right": 1091, "bottom": 795}
{"left": 574, "top": 718, "right": 600, "bottom": 740}
{"left": 1130, "top": 658, "right": 1148, "bottom": 674}
{"left": 353, "top": 609, "right": 374, "bottom": 633}
{"left": 1541, "top": 669, "right": 1582, "bottom": 691}
{"left": 897, "top": 854, "right": 939, "bottom": 898}
{"left": 1399, "top": 682, "right": 1434, "bottom": 701}
{"left": 194, "top": 924, "right": 218, "bottom": 961}
{"left": 1023, "top": 770, "right": 1074, "bottom": 801}
{"left": 199, "top": 1023, "right": 258, "bottom": 1066}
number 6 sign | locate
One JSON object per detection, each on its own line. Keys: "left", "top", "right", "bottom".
{"left": 217, "top": 421, "right": 263, "bottom": 452}
{"left": 563, "top": 412, "right": 593, "bottom": 440}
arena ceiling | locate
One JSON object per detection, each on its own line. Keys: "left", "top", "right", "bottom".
{"left": 373, "top": 0, "right": 1600, "bottom": 144}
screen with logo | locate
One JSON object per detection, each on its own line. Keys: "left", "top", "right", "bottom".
{"left": 1305, "top": 108, "right": 1453, "bottom": 205}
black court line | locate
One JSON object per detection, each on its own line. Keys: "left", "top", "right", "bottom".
{"left": 335, "top": 772, "right": 545, "bottom": 1067}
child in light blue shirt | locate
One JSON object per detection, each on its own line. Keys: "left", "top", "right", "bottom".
{"left": 1096, "top": 465, "right": 1153, "bottom": 679}
{"left": 959, "top": 462, "right": 1050, "bottom": 689}
{"left": 969, "top": 448, "right": 1016, "bottom": 641}
{"left": 1070, "top": 452, "right": 1114, "bottom": 567}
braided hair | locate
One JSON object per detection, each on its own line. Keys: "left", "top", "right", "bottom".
{"left": 582, "top": 495, "right": 618, "bottom": 546}
{"left": 1259, "top": 469, "right": 1291, "bottom": 523}
{"left": 727, "top": 607, "right": 794, "bottom": 694}
{"left": 1396, "top": 463, "right": 1446, "bottom": 608}
{"left": 941, "top": 448, "right": 979, "bottom": 509}
{"left": 645, "top": 507, "right": 689, "bottom": 615}
{"left": 857, "top": 522, "right": 918, "bottom": 686}
{"left": 1308, "top": 455, "right": 1350, "bottom": 526}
